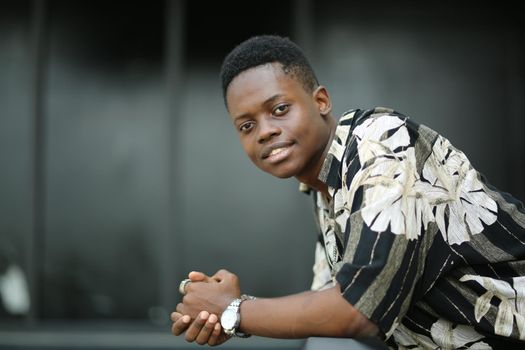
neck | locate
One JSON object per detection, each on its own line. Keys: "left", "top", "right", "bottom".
{"left": 296, "top": 116, "right": 337, "bottom": 198}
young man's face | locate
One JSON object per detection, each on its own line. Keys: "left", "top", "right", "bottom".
{"left": 226, "top": 63, "right": 333, "bottom": 181}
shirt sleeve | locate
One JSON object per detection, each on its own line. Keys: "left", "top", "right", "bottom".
{"left": 332, "top": 110, "right": 437, "bottom": 339}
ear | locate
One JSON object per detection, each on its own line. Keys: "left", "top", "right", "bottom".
{"left": 312, "top": 85, "right": 332, "bottom": 117}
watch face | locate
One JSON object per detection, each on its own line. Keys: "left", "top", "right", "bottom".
{"left": 220, "top": 309, "right": 237, "bottom": 329}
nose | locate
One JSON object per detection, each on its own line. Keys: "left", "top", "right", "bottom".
{"left": 258, "top": 118, "right": 281, "bottom": 144}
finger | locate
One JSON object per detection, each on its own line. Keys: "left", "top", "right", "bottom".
{"left": 189, "top": 271, "right": 219, "bottom": 283}
{"left": 176, "top": 303, "right": 185, "bottom": 314}
{"left": 185, "top": 311, "right": 209, "bottom": 342}
{"left": 214, "top": 269, "right": 239, "bottom": 286}
{"left": 195, "top": 313, "right": 218, "bottom": 345}
{"left": 170, "top": 311, "right": 183, "bottom": 322}
{"left": 211, "top": 269, "right": 230, "bottom": 282}
{"left": 188, "top": 271, "right": 207, "bottom": 282}
{"left": 171, "top": 314, "right": 191, "bottom": 336}
{"left": 208, "top": 321, "right": 222, "bottom": 346}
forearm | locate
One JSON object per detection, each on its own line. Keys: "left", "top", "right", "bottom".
{"left": 239, "top": 285, "right": 378, "bottom": 339}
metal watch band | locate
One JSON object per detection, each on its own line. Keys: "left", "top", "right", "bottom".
{"left": 224, "top": 295, "right": 256, "bottom": 338}
{"left": 241, "top": 294, "right": 256, "bottom": 301}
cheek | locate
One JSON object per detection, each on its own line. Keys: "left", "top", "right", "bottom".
{"left": 240, "top": 139, "right": 258, "bottom": 162}
{"left": 290, "top": 109, "right": 317, "bottom": 139}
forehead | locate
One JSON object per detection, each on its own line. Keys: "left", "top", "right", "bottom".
{"left": 226, "top": 63, "right": 305, "bottom": 116}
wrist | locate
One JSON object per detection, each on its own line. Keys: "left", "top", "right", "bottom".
{"left": 220, "top": 294, "right": 256, "bottom": 338}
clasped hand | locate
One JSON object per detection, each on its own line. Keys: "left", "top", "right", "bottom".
{"left": 171, "top": 269, "right": 241, "bottom": 346}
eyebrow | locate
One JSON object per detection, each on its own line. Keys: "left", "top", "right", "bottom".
{"left": 233, "top": 94, "right": 284, "bottom": 122}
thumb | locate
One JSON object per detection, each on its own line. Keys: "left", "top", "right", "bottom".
{"left": 188, "top": 271, "right": 217, "bottom": 283}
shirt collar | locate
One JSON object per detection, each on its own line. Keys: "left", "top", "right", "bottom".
{"left": 299, "top": 109, "right": 359, "bottom": 194}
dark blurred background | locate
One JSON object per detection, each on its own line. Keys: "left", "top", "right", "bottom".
{"left": 0, "top": 0, "right": 523, "bottom": 349}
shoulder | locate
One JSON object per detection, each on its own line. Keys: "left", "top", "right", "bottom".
{"left": 341, "top": 106, "right": 410, "bottom": 123}
{"left": 339, "top": 107, "right": 440, "bottom": 240}
{"left": 342, "top": 107, "right": 439, "bottom": 164}
{"left": 340, "top": 107, "right": 426, "bottom": 144}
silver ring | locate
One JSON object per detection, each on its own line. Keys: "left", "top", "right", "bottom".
{"left": 179, "top": 279, "right": 191, "bottom": 295}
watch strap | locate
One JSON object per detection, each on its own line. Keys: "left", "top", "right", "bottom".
{"left": 223, "top": 295, "right": 256, "bottom": 338}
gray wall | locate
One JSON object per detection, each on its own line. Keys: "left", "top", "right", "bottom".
{"left": 0, "top": 0, "right": 523, "bottom": 348}
{"left": 311, "top": 1, "right": 524, "bottom": 196}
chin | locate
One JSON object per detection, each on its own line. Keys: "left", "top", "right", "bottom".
{"left": 255, "top": 160, "right": 302, "bottom": 179}
{"left": 265, "top": 165, "right": 298, "bottom": 179}
{"left": 271, "top": 172, "right": 294, "bottom": 179}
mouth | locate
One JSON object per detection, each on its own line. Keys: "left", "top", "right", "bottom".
{"left": 261, "top": 141, "right": 294, "bottom": 163}
{"left": 269, "top": 148, "right": 288, "bottom": 157}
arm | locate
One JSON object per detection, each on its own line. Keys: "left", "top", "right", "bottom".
{"left": 238, "top": 284, "right": 378, "bottom": 338}
{"left": 175, "top": 269, "right": 378, "bottom": 340}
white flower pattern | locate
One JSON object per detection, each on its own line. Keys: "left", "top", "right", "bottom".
{"left": 350, "top": 115, "right": 498, "bottom": 245}
{"left": 423, "top": 136, "right": 498, "bottom": 244}
{"left": 394, "top": 320, "right": 492, "bottom": 350}
{"left": 350, "top": 116, "right": 434, "bottom": 239}
{"left": 460, "top": 275, "right": 525, "bottom": 340}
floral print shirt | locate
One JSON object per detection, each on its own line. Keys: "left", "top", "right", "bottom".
{"left": 308, "top": 107, "right": 525, "bottom": 349}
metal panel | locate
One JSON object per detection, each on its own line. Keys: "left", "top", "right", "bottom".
{"left": 42, "top": 0, "right": 168, "bottom": 320}
{"left": 0, "top": 0, "right": 33, "bottom": 321}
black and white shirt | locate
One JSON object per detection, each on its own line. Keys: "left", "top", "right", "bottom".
{"left": 308, "top": 107, "right": 525, "bottom": 349}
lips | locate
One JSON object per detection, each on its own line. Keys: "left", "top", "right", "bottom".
{"left": 261, "top": 141, "right": 294, "bottom": 160}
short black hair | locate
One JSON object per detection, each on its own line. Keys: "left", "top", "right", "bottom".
{"left": 220, "top": 35, "right": 319, "bottom": 104}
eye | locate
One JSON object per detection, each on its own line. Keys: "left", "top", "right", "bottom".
{"left": 273, "top": 104, "right": 289, "bottom": 116}
{"left": 239, "top": 121, "right": 255, "bottom": 133}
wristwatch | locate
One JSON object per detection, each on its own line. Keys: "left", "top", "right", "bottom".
{"left": 220, "top": 294, "right": 255, "bottom": 337}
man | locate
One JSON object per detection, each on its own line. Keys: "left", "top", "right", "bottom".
{"left": 171, "top": 35, "right": 525, "bottom": 349}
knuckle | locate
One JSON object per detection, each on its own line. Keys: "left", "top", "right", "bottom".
{"left": 183, "top": 293, "right": 194, "bottom": 304}
{"left": 192, "top": 318, "right": 203, "bottom": 329}
{"left": 228, "top": 275, "right": 238, "bottom": 285}
{"left": 176, "top": 303, "right": 183, "bottom": 313}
